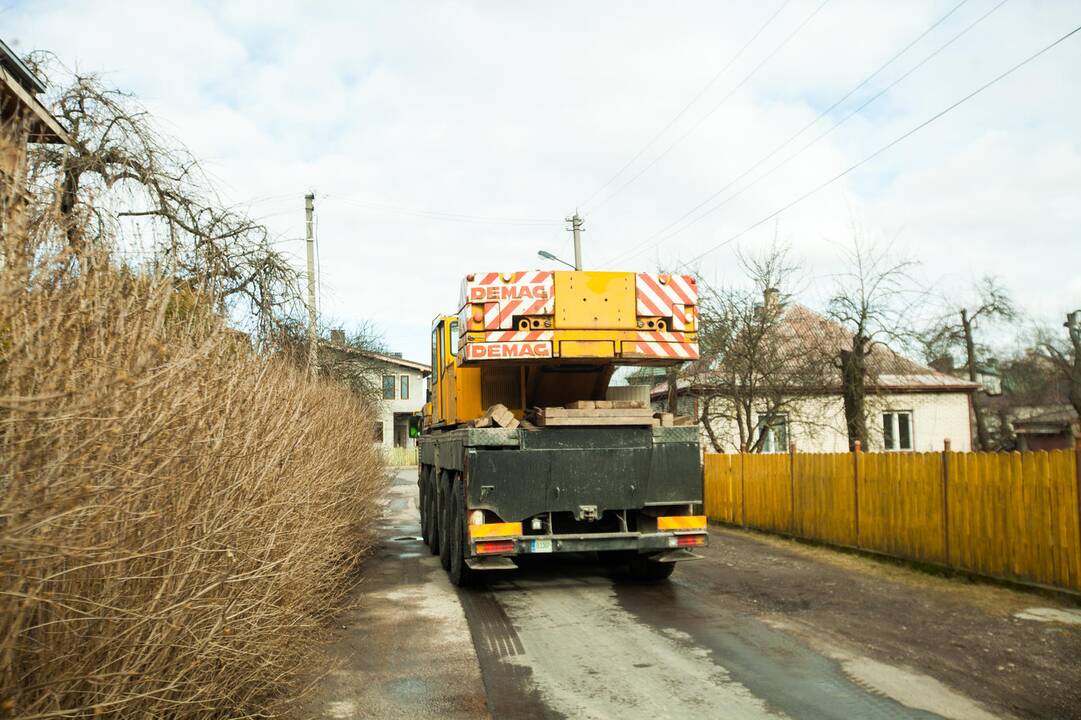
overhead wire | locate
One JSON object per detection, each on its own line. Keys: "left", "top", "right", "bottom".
{"left": 584, "top": 0, "right": 833, "bottom": 214}
{"left": 672, "top": 21, "right": 1081, "bottom": 270}
{"left": 607, "top": 0, "right": 1005, "bottom": 267}
{"left": 578, "top": 0, "right": 793, "bottom": 210}
{"left": 326, "top": 195, "right": 559, "bottom": 226}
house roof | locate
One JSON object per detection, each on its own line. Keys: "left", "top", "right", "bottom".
{"left": 0, "top": 37, "right": 69, "bottom": 144}
{"left": 0, "top": 38, "right": 45, "bottom": 94}
{"left": 319, "top": 341, "right": 431, "bottom": 375}
{"left": 653, "top": 302, "right": 979, "bottom": 398}
{"left": 1012, "top": 406, "right": 1079, "bottom": 435}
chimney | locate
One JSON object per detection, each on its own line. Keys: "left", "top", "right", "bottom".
{"left": 763, "top": 287, "right": 781, "bottom": 309}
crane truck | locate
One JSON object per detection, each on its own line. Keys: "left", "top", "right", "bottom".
{"left": 411, "top": 270, "right": 707, "bottom": 586}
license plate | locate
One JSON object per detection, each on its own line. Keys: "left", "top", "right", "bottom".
{"left": 532, "top": 539, "right": 553, "bottom": 553}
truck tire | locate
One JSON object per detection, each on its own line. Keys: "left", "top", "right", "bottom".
{"left": 627, "top": 554, "right": 676, "bottom": 582}
{"left": 438, "top": 471, "right": 453, "bottom": 570}
{"left": 447, "top": 476, "right": 476, "bottom": 587}
{"left": 426, "top": 478, "right": 440, "bottom": 554}
{"left": 419, "top": 466, "right": 431, "bottom": 546}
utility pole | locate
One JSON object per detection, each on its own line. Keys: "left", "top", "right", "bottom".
{"left": 565, "top": 211, "right": 584, "bottom": 270}
{"left": 305, "top": 192, "right": 318, "bottom": 376}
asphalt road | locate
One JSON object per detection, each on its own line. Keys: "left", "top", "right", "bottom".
{"left": 306, "top": 469, "right": 1080, "bottom": 720}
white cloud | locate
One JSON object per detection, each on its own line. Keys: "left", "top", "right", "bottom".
{"left": 6, "top": 0, "right": 1079, "bottom": 362}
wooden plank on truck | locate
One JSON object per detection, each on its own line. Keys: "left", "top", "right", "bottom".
{"left": 538, "top": 416, "right": 656, "bottom": 427}
{"left": 542, "top": 406, "right": 654, "bottom": 418}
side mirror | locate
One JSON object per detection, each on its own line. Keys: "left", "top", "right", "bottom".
{"left": 408, "top": 414, "right": 422, "bottom": 439}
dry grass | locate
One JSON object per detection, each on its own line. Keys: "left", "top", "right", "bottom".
{"left": 1, "top": 138, "right": 386, "bottom": 717}
{"left": 384, "top": 446, "right": 418, "bottom": 467}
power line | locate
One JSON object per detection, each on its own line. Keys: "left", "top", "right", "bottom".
{"left": 578, "top": 0, "right": 793, "bottom": 210}
{"left": 675, "top": 21, "right": 1081, "bottom": 270}
{"left": 327, "top": 195, "right": 559, "bottom": 226}
{"left": 608, "top": 0, "right": 1003, "bottom": 267}
{"left": 584, "top": 0, "right": 833, "bottom": 214}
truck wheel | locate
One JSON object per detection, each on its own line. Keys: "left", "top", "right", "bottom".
{"left": 438, "top": 472, "right": 453, "bottom": 570}
{"left": 447, "top": 477, "right": 475, "bottom": 587}
{"left": 426, "top": 470, "right": 441, "bottom": 556}
{"left": 419, "top": 466, "right": 430, "bottom": 546}
{"left": 627, "top": 554, "right": 676, "bottom": 582}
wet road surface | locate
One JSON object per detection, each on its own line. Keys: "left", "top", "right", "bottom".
{"left": 308, "top": 469, "right": 1025, "bottom": 719}
{"left": 466, "top": 554, "right": 966, "bottom": 720}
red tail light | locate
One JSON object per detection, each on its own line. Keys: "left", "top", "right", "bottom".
{"left": 476, "top": 540, "right": 515, "bottom": 554}
{"left": 676, "top": 534, "right": 706, "bottom": 547}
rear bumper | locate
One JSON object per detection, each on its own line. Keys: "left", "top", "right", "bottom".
{"left": 471, "top": 530, "right": 708, "bottom": 557}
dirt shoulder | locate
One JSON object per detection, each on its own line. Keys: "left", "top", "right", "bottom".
{"left": 300, "top": 469, "right": 489, "bottom": 720}
{"left": 684, "top": 525, "right": 1081, "bottom": 720}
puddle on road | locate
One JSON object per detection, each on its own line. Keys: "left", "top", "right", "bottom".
{"left": 1014, "top": 607, "right": 1081, "bottom": 626}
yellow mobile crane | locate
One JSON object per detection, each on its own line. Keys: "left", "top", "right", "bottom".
{"left": 413, "top": 269, "right": 708, "bottom": 586}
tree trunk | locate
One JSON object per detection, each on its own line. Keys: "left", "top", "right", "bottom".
{"left": 60, "top": 164, "right": 84, "bottom": 254}
{"left": 666, "top": 366, "right": 679, "bottom": 414}
{"left": 839, "top": 342, "right": 867, "bottom": 451}
{"left": 961, "top": 308, "right": 991, "bottom": 451}
{"left": 699, "top": 396, "right": 723, "bottom": 453}
{"left": 1067, "top": 312, "right": 1081, "bottom": 418}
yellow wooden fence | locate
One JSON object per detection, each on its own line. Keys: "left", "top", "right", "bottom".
{"left": 704, "top": 444, "right": 1081, "bottom": 593}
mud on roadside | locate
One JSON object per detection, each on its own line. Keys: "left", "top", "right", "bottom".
{"left": 690, "top": 526, "right": 1081, "bottom": 720}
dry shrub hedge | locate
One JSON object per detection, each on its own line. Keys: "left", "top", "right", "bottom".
{"left": 1, "top": 152, "right": 386, "bottom": 716}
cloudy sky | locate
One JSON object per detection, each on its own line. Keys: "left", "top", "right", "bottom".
{"left": 6, "top": 0, "right": 1079, "bottom": 363}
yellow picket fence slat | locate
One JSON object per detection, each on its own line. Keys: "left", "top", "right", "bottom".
{"left": 703, "top": 444, "right": 1081, "bottom": 593}
{"left": 795, "top": 452, "right": 857, "bottom": 547}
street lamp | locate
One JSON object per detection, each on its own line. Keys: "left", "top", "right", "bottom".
{"left": 537, "top": 250, "right": 576, "bottom": 270}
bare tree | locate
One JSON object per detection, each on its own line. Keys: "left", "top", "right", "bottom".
{"left": 919, "top": 277, "right": 1015, "bottom": 450}
{"left": 23, "top": 53, "right": 302, "bottom": 341}
{"left": 692, "top": 244, "right": 830, "bottom": 452}
{"left": 324, "top": 327, "right": 393, "bottom": 405}
{"left": 273, "top": 320, "right": 394, "bottom": 405}
{"left": 1037, "top": 310, "right": 1081, "bottom": 419}
{"left": 826, "top": 238, "right": 917, "bottom": 450}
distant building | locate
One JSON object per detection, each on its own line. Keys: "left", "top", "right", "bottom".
{"left": 655, "top": 300, "right": 979, "bottom": 453}
{"left": 1012, "top": 406, "right": 1079, "bottom": 452}
{"left": 320, "top": 340, "right": 430, "bottom": 450}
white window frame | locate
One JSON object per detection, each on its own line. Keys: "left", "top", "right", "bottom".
{"left": 882, "top": 411, "right": 914, "bottom": 451}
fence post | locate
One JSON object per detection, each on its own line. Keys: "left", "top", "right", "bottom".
{"left": 789, "top": 441, "right": 798, "bottom": 535}
{"left": 740, "top": 442, "right": 747, "bottom": 527}
{"left": 942, "top": 438, "right": 952, "bottom": 566}
{"left": 1075, "top": 437, "right": 1081, "bottom": 585}
{"left": 853, "top": 440, "right": 861, "bottom": 547}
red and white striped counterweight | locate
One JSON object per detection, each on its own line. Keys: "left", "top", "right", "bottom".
{"left": 457, "top": 270, "right": 698, "bottom": 362}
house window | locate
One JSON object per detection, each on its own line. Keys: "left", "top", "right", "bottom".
{"left": 883, "top": 411, "right": 913, "bottom": 451}
{"left": 373, "top": 421, "right": 384, "bottom": 443}
{"left": 382, "top": 375, "right": 395, "bottom": 400}
{"left": 400, "top": 375, "right": 409, "bottom": 400}
{"left": 756, "top": 414, "right": 788, "bottom": 453}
